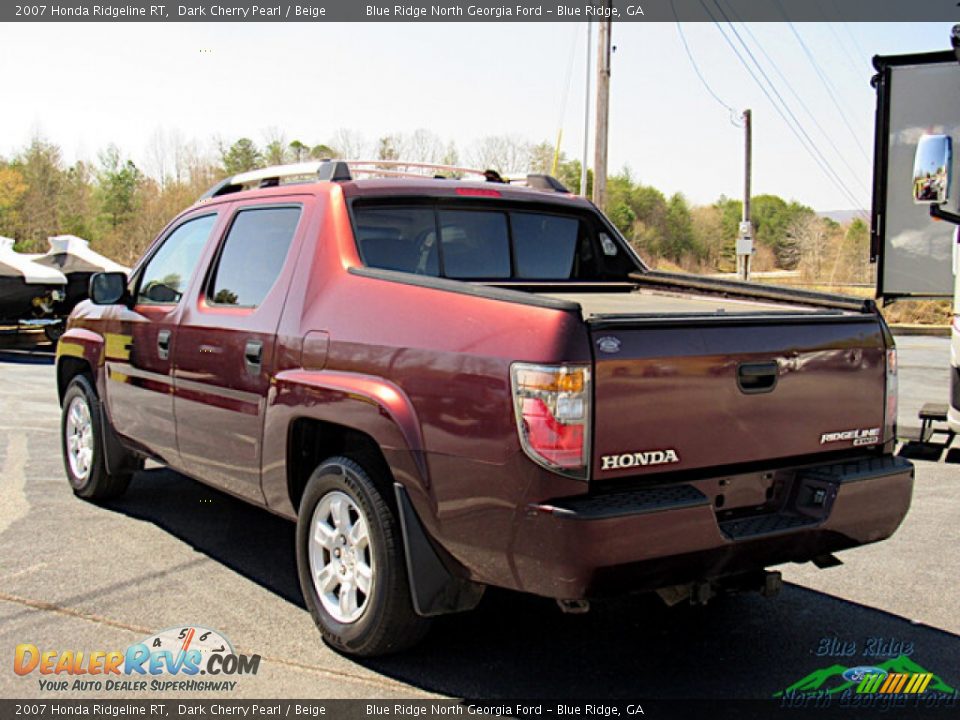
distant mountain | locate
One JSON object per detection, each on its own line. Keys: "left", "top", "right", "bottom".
{"left": 774, "top": 654, "right": 956, "bottom": 698}
{"left": 818, "top": 209, "right": 862, "bottom": 224}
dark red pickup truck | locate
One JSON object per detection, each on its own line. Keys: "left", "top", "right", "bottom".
{"left": 56, "top": 160, "right": 914, "bottom": 656}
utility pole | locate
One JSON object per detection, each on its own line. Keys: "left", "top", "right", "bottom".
{"left": 580, "top": 21, "right": 592, "bottom": 198}
{"left": 593, "top": 16, "right": 612, "bottom": 210}
{"left": 736, "top": 109, "right": 753, "bottom": 281}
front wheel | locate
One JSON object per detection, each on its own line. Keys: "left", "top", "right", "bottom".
{"left": 61, "top": 375, "right": 131, "bottom": 500}
{"left": 295, "top": 456, "right": 430, "bottom": 656}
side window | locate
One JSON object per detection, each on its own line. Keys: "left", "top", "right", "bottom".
{"left": 438, "top": 210, "right": 510, "bottom": 279}
{"left": 207, "top": 206, "right": 301, "bottom": 308}
{"left": 137, "top": 214, "right": 217, "bottom": 305}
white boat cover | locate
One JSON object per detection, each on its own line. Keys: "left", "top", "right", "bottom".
{"left": 35, "top": 235, "right": 129, "bottom": 275}
{"left": 0, "top": 237, "right": 68, "bottom": 284}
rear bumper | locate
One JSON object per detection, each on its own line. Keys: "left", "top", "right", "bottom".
{"left": 510, "top": 455, "right": 914, "bottom": 599}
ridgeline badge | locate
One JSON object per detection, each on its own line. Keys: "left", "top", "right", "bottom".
{"left": 820, "top": 427, "right": 880, "bottom": 446}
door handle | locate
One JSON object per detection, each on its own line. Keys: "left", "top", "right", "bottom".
{"left": 157, "top": 330, "right": 171, "bottom": 360}
{"left": 737, "top": 361, "right": 779, "bottom": 394}
{"left": 244, "top": 340, "right": 264, "bottom": 375}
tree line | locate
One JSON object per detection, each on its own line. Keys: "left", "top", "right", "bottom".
{"left": 0, "top": 131, "right": 872, "bottom": 285}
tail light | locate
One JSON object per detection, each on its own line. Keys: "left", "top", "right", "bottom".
{"left": 885, "top": 347, "right": 898, "bottom": 443}
{"left": 510, "top": 363, "right": 591, "bottom": 480}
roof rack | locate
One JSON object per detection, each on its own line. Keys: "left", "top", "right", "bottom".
{"left": 197, "top": 160, "right": 569, "bottom": 201}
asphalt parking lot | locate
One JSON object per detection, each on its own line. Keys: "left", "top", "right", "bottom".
{"left": 0, "top": 331, "right": 957, "bottom": 700}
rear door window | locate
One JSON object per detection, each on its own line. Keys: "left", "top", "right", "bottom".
{"left": 207, "top": 206, "right": 301, "bottom": 308}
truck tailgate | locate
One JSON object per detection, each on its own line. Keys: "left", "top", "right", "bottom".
{"left": 588, "top": 315, "right": 887, "bottom": 480}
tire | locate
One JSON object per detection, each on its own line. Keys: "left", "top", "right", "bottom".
{"left": 61, "top": 375, "right": 131, "bottom": 500}
{"left": 296, "top": 456, "right": 430, "bottom": 656}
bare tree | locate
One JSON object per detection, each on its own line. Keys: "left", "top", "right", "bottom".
{"left": 170, "top": 131, "right": 211, "bottom": 185}
{"left": 528, "top": 141, "right": 555, "bottom": 174}
{"left": 441, "top": 141, "right": 459, "bottom": 168}
{"left": 145, "top": 128, "right": 168, "bottom": 188}
{"left": 788, "top": 213, "right": 827, "bottom": 280}
{"left": 468, "top": 135, "right": 532, "bottom": 173}
{"left": 329, "top": 129, "right": 369, "bottom": 160}
{"left": 376, "top": 134, "right": 404, "bottom": 162}
{"left": 406, "top": 129, "right": 444, "bottom": 163}
{"left": 146, "top": 128, "right": 198, "bottom": 187}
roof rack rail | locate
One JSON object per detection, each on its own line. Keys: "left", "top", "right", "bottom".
{"left": 197, "top": 160, "right": 567, "bottom": 202}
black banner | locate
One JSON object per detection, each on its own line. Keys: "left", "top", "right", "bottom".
{"left": 2, "top": 698, "right": 960, "bottom": 720}
{"left": 3, "top": 0, "right": 960, "bottom": 23}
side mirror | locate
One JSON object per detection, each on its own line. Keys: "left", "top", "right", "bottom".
{"left": 89, "top": 272, "right": 128, "bottom": 305}
{"left": 913, "top": 134, "right": 952, "bottom": 205}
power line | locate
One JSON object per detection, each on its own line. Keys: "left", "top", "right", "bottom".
{"left": 730, "top": 19, "right": 870, "bottom": 198}
{"left": 710, "top": 1, "right": 867, "bottom": 213}
{"left": 824, "top": 16, "right": 872, "bottom": 84}
{"left": 671, "top": 1, "right": 741, "bottom": 125}
{"left": 702, "top": 1, "right": 867, "bottom": 214}
{"left": 773, "top": 1, "right": 871, "bottom": 162}
{"left": 840, "top": 18, "right": 870, "bottom": 67}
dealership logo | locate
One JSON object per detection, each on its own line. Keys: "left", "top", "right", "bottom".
{"left": 775, "top": 654, "right": 956, "bottom": 702}
{"left": 601, "top": 449, "right": 679, "bottom": 470}
{"left": 13, "top": 626, "right": 260, "bottom": 693}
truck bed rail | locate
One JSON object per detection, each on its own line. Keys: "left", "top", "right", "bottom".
{"left": 629, "top": 271, "right": 877, "bottom": 313}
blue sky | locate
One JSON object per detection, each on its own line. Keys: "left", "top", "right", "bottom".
{"left": 0, "top": 21, "right": 955, "bottom": 210}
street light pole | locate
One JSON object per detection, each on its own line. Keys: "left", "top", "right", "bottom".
{"left": 581, "top": 21, "right": 592, "bottom": 198}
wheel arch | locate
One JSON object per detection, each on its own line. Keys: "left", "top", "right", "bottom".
{"left": 268, "top": 369, "right": 430, "bottom": 517}
{"left": 56, "top": 328, "right": 140, "bottom": 476}
{"left": 56, "top": 328, "right": 104, "bottom": 404}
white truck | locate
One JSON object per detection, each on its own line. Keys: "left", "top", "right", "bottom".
{"left": 871, "top": 27, "right": 960, "bottom": 436}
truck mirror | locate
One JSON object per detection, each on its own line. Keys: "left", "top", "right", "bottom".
{"left": 913, "top": 134, "right": 952, "bottom": 205}
{"left": 89, "top": 272, "right": 128, "bottom": 305}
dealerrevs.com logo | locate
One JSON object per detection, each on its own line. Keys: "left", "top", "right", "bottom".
{"left": 13, "top": 626, "right": 260, "bottom": 693}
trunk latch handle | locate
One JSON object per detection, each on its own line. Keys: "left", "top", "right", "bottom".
{"left": 737, "top": 361, "right": 779, "bottom": 394}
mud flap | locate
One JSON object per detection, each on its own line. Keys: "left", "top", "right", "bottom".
{"left": 97, "top": 399, "right": 141, "bottom": 476}
{"left": 394, "top": 483, "right": 485, "bottom": 617}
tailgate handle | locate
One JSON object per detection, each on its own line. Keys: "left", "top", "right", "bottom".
{"left": 737, "top": 361, "right": 779, "bottom": 394}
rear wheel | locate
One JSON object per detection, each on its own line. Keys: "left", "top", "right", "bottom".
{"left": 61, "top": 375, "right": 131, "bottom": 500}
{"left": 295, "top": 456, "right": 430, "bottom": 656}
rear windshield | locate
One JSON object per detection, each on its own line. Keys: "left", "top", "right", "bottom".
{"left": 352, "top": 203, "right": 634, "bottom": 281}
